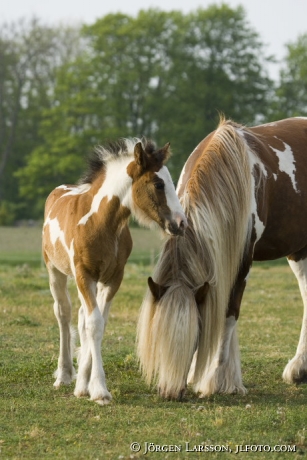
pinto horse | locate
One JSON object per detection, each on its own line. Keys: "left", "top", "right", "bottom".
{"left": 137, "top": 117, "right": 307, "bottom": 399}
{"left": 43, "top": 138, "right": 187, "bottom": 405}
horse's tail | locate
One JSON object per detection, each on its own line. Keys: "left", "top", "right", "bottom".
{"left": 137, "top": 283, "right": 199, "bottom": 399}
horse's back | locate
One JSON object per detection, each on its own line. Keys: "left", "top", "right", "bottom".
{"left": 250, "top": 118, "right": 307, "bottom": 157}
{"left": 250, "top": 117, "right": 307, "bottom": 137}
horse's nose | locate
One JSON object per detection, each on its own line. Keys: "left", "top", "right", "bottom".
{"left": 179, "top": 218, "right": 187, "bottom": 231}
{"left": 167, "top": 213, "right": 187, "bottom": 236}
{"left": 175, "top": 213, "right": 188, "bottom": 232}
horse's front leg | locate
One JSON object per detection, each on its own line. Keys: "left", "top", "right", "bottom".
{"left": 75, "top": 281, "right": 115, "bottom": 396}
{"left": 193, "top": 267, "right": 250, "bottom": 397}
{"left": 96, "top": 281, "right": 114, "bottom": 329}
{"left": 192, "top": 316, "right": 247, "bottom": 397}
{"left": 74, "top": 269, "right": 111, "bottom": 405}
{"left": 200, "top": 316, "right": 246, "bottom": 396}
{"left": 74, "top": 305, "right": 92, "bottom": 397}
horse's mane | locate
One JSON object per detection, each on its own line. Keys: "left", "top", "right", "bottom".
{"left": 153, "top": 117, "right": 253, "bottom": 286}
{"left": 79, "top": 138, "right": 156, "bottom": 185}
{"left": 137, "top": 117, "right": 255, "bottom": 394}
{"left": 181, "top": 118, "right": 253, "bottom": 379}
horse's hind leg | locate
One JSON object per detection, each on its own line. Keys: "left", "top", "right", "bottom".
{"left": 47, "top": 264, "right": 75, "bottom": 387}
{"left": 283, "top": 257, "right": 307, "bottom": 383}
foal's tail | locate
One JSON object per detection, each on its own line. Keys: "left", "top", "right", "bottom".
{"left": 137, "top": 283, "right": 199, "bottom": 399}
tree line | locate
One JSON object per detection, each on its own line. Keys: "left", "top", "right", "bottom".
{"left": 0, "top": 5, "right": 307, "bottom": 224}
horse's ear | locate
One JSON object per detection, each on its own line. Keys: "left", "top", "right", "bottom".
{"left": 134, "top": 142, "right": 147, "bottom": 170}
{"left": 160, "top": 142, "right": 171, "bottom": 164}
{"left": 195, "top": 282, "right": 209, "bottom": 306}
{"left": 148, "top": 277, "right": 168, "bottom": 301}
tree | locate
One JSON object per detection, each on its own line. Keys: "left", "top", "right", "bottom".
{"left": 270, "top": 34, "right": 307, "bottom": 119}
{"left": 83, "top": 6, "right": 273, "bottom": 177}
{"left": 0, "top": 18, "right": 82, "bottom": 218}
{"left": 16, "top": 7, "right": 273, "bottom": 218}
{"left": 16, "top": 55, "right": 99, "bottom": 216}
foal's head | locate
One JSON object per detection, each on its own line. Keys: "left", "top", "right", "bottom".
{"left": 128, "top": 141, "right": 187, "bottom": 236}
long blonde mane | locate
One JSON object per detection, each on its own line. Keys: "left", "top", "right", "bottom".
{"left": 137, "top": 118, "right": 253, "bottom": 396}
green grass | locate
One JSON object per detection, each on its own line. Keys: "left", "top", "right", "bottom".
{"left": 0, "top": 227, "right": 307, "bottom": 459}
{"left": 0, "top": 226, "right": 163, "bottom": 266}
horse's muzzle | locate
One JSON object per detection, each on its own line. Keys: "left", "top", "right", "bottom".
{"left": 166, "top": 215, "right": 187, "bottom": 236}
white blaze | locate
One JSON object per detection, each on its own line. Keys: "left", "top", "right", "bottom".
{"left": 156, "top": 166, "right": 187, "bottom": 225}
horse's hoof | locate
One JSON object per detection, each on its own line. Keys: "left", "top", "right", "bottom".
{"left": 94, "top": 398, "right": 112, "bottom": 406}
{"left": 74, "top": 390, "right": 89, "bottom": 398}
{"left": 177, "top": 388, "right": 186, "bottom": 401}
{"left": 53, "top": 379, "right": 71, "bottom": 388}
{"left": 293, "top": 372, "right": 307, "bottom": 384}
{"left": 158, "top": 386, "right": 186, "bottom": 401}
{"left": 74, "top": 385, "right": 90, "bottom": 397}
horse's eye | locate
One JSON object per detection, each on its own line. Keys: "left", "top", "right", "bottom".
{"left": 154, "top": 181, "right": 165, "bottom": 190}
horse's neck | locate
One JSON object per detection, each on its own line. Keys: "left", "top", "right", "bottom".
{"left": 78, "top": 157, "right": 133, "bottom": 227}
{"left": 99, "top": 157, "right": 134, "bottom": 204}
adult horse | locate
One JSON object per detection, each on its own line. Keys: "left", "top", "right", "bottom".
{"left": 137, "top": 117, "right": 307, "bottom": 399}
{"left": 43, "top": 138, "right": 187, "bottom": 405}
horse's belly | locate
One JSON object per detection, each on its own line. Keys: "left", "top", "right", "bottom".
{"left": 253, "top": 232, "right": 307, "bottom": 261}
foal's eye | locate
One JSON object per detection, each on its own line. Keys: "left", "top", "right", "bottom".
{"left": 154, "top": 181, "right": 165, "bottom": 190}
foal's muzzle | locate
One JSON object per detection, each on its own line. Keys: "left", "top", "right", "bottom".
{"left": 166, "top": 213, "right": 188, "bottom": 236}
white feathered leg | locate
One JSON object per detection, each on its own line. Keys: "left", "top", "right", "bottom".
{"left": 193, "top": 316, "right": 246, "bottom": 396}
{"left": 74, "top": 277, "right": 112, "bottom": 404}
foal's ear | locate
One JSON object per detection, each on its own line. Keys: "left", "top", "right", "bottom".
{"left": 159, "top": 142, "right": 171, "bottom": 164}
{"left": 195, "top": 282, "right": 209, "bottom": 306}
{"left": 134, "top": 142, "right": 147, "bottom": 170}
{"left": 148, "top": 277, "right": 169, "bottom": 301}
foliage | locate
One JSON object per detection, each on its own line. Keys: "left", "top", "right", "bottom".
{"left": 0, "top": 18, "right": 83, "bottom": 218}
{"left": 0, "top": 200, "right": 17, "bottom": 225}
{"left": 15, "top": 6, "right": 273, "bottom": 217}
{"left": 0, "top": 228, "right": 307, "bottom": 458}
{"left": 1, "top": 8, "right": 307, "bottom": 221}
{"left": 270, "top": 33, "right": 307, "bottom": 119}
{"left": 150, "top": 4, "right": 273, "bottom": 176}
{"left": 0, "top": 226, "right": 162, "bottom": 266}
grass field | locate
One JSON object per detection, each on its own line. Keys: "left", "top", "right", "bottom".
{"left": 0, "top": 227, "right": 307, "bottom": 459}
{"left": 0, "top": 226, "right": 163, "bottom": 266}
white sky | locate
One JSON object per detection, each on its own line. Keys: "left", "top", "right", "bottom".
{"left": 1, "top": 0, "right": 307, "bottom": 80}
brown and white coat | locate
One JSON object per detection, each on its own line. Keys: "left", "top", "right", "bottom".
{"left": 43, "top": 138, "right": 187, "bottom": 405}
{"left": 137, "top": 117, "right": 307, "bottom": 399}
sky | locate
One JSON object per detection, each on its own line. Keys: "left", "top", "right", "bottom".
{"left": 1, "top": 0, "right": 307, "bottom": 80}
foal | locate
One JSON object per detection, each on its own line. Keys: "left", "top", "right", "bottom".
{"left": 43, "top": 138, "right": 187, "bottom": 405}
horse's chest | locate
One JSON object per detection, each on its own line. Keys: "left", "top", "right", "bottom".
{"left": 76, "top": 230, "right": 132, "bottom": 280}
